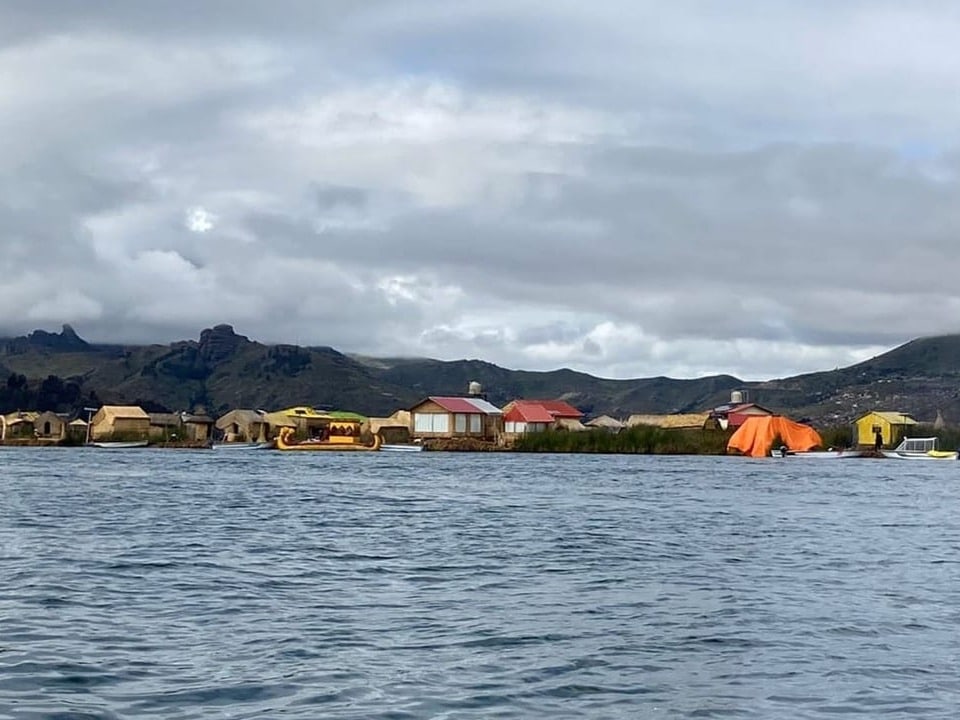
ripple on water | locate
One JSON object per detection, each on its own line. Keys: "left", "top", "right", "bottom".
{"left": 2, "top": 451, "right": 960, "bottom": 718}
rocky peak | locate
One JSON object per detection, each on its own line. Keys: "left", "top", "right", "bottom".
{"left": 25, "top": 324, "right": 89, "bottom": 351}
{"left": 198, "top": 324, "right": 248, "bottom": 363}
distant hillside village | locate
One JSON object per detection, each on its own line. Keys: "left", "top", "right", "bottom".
{"left": 0, "top": 382, "right": 937, "bottom": 452}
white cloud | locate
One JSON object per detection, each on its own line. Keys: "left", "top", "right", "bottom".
{"left": 185, "top": 206, "right": 216, "bottom": 233}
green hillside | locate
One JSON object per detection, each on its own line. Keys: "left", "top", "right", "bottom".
{"left": 2, "top": 324, "right": 959, "bottom": 425}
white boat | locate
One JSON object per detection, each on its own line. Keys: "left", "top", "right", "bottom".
{"left": 212, "top": 441, "right": 273, "bottom": 450}
{"left": 380, "top": 443, "right": 424, "bottom": 453}
{"left": 90, "top": 440, "right": 149, "bottom": 449}
{"left": 771, "top": 448, "right": 866, "bottom": 459}
{"left": 881, "top": 437, "right": 958, "bottom": 460}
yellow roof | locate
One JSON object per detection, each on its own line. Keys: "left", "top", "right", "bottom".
{"left": 261, "top": 411, "right": 299, "bottom": 427}
{"left": 859, "top": 411, "right": 917, "bottom": 425}
{"left": 277, "top": 406, "right": 328, "bottom": 418}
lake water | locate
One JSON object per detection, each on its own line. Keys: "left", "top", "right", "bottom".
{"left": 2, "top": 449, "right": 960, "bottom": 719}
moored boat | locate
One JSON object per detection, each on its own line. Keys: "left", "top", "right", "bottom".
{"left": 212, "top": 441, "right": 273, "bottom": 450}
{"left": 380, "top": 442, "right": 424, "bottom": 452}
{"left": 770, "top": 448, "right": 866, "bottom": 459}
{"left": 90, "top": 440, "right": 149, "bottom": 449}
{"left": 881, "top": 437, "right": 958, "bottom": 460}
{"left": 275, "top": 422, "right": 381, "bottom": 451}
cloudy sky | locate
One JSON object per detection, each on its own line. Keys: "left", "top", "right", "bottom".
{"left": 3, "top": 1, "right": 960, "bottom": 380}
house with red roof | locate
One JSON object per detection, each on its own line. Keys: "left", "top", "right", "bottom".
{"left": 708, "top": 402, "right": 774, "bottom": 431}
{"left": 501, "top": 399, "right": 585, "bottom": 437}
{"left": 409, "top": 396, "right": 504, "bottom": 441}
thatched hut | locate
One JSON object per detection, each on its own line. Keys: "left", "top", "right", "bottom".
{"left": 215, "top": 409, "right": 268, "bottom": 443}
{"left": 90, "top": 406, "right": 150, "bottom": 440}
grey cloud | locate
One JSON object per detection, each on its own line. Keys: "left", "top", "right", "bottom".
{"left": 3, "top": 1, "right": 960, "bottom": 380}
{"left": 315, "top": 184, "right": 368, "bottom": 210}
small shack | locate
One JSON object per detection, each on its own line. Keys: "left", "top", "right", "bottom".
{"left": 853, "top": 411, "right": 917, "bottom": 448}
{"left": 34, "top": 411, "right": 67, "bottom": 440}
{"left": 68, "top": 418, "right": 88, "bottom": 442}
{"left": 90, "top": 405, "right": 150, "bottom": 441}
{"left": 369, "top": 410, "right": 412, "bottom": 444}
{"left": 2, "top": 411, "right": 38, "bottom": 439}
{"left": 215, "top": 409, "right": 268, "bottom": 443}
{"left": 183, "top": 412, "right": 214, "bottom": 442}
{"left": 149, "top": 413, "right": 182, "bottom": 441}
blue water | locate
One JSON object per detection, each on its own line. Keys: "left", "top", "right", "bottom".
{"left": 2, "top": 449, "right": 960, "bottom": 719}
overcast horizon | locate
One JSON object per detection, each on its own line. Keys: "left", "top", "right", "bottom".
{"left": 4, "top": 2, "right": 960, "bottom": 382}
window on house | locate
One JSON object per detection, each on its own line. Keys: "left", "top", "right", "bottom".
{"left": 454, "top": 414, "right": 467, "bottom": 433}
{"left": 415, "top": 413, "right": 455, "bottom": 432}
{"left": 470, "top": 414, "right": 482, "bottom": 434}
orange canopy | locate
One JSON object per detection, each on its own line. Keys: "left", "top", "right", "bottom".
{"left": 727, "top": 415, "right": 822, "bottom": 458}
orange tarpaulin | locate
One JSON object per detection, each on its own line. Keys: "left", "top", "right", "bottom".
{"left": 727, "top": 415, "right": 822, "bottom": 458}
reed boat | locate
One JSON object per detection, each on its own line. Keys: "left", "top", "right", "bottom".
{"left": 275, "top": 423, "right": 381, "bottom": 451}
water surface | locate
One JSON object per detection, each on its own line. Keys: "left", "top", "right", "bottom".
{"left": 2, "top": 449, "right": 959, "bottom": 718}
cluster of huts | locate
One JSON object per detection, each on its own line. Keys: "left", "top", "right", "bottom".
{"left": 0, "top": 383, "right": 928, "bottom": 449}
{"left": 0, "top": 406, "right": 215, "bottom": 444}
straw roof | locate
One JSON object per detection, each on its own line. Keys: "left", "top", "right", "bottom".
{"left": 555, "top": 417, "right": 587, "bottom": 432}
{"left": 586, "top": 415, "right": 625, "bottom": 429}
{"left": 626, "top": 413, "right": 710, "bottom": 430}
{"left": 4, "top": 410, "right": 39, "bottom": 425}
{"left": 95, "top": 405, "right": 149, "bottom": 421}
{"left": 215, "top": 409, "right": 266, "bottom": 430}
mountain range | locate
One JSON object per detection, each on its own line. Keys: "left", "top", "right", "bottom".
{"left": 1, "top": 323, "right": 958, "bottom": 426}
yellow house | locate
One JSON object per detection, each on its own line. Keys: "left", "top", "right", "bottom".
{"left": 853, "top": 411, "right": 917, "bottom": 447}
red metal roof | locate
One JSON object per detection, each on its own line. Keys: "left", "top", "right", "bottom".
{"left": 427, "top": 396, "right": 502, "bottom": 415}
{"left": 504, "top": 404, "right": 555, "bottom": 423}
{"left": 510, "top": 399, "right": 583, "bottom": 419}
